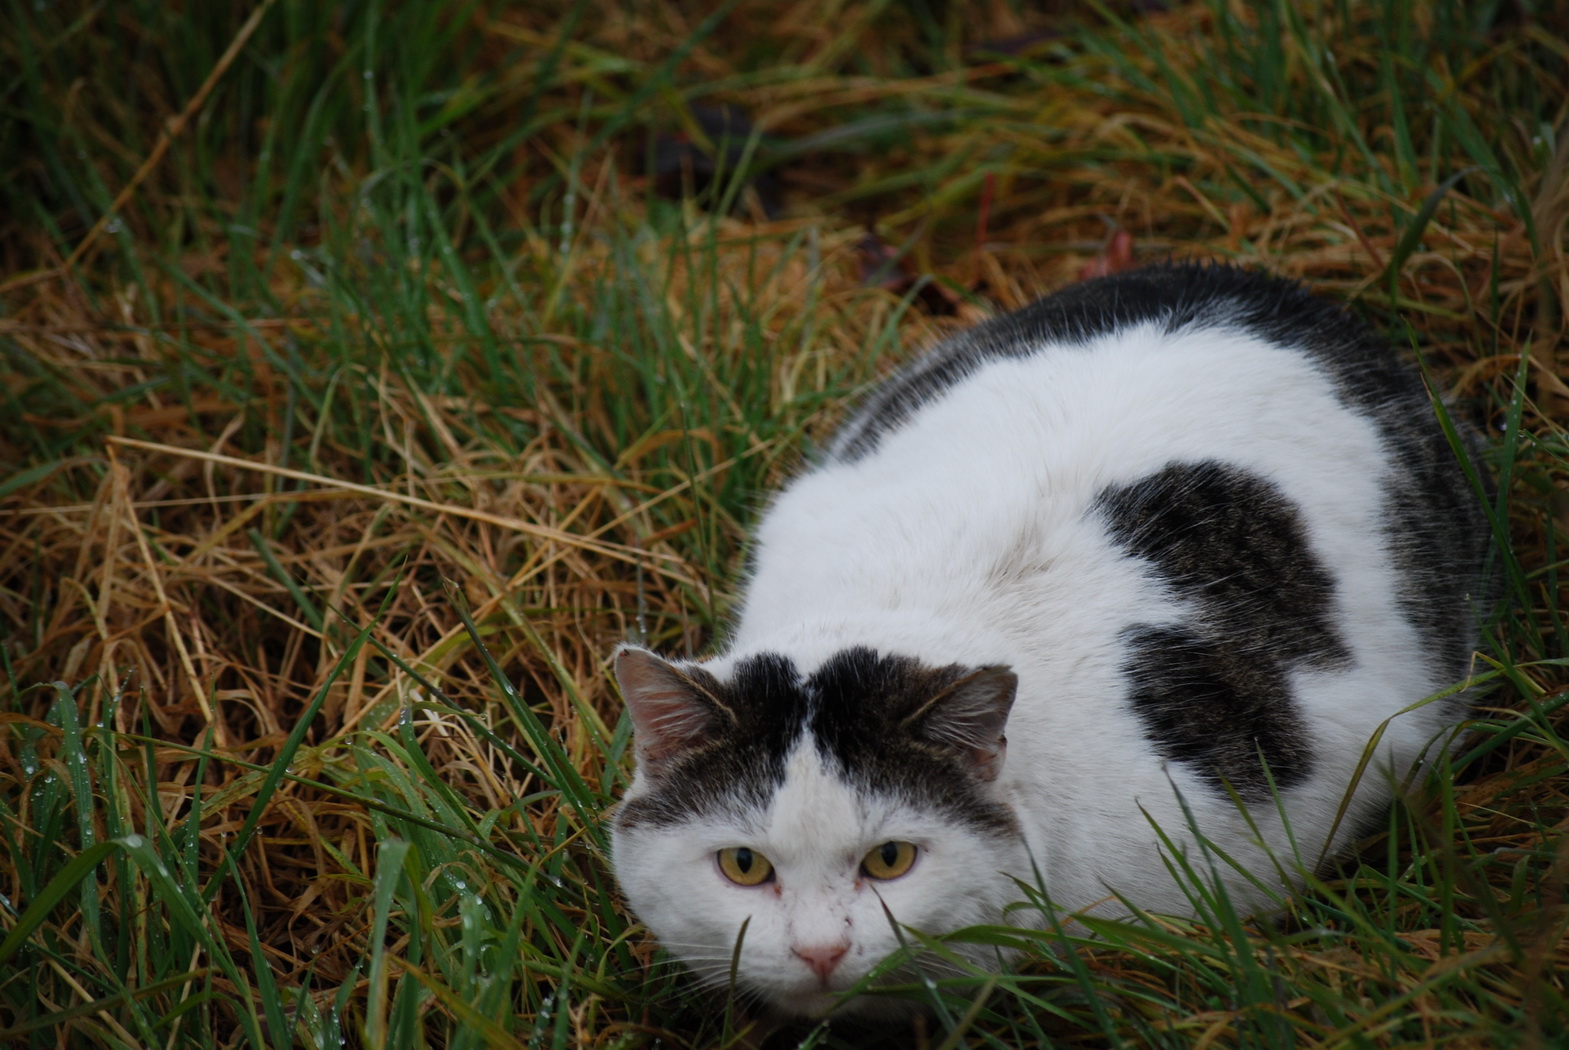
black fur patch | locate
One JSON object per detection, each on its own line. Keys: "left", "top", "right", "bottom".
{"left": 829, "top": 263, "right": 1491, "bottom": 684}
{"left": 807, "top": 648, "right": 1017, "bottom": 834}
{"left": 615, "top": 653, "right": 804, "bottom": 830}
{"left": 1097, "top": 461, "right": 1348, "bottom": 800}
{"left": 1118, "top": 626, "right": 1315, "bottom": 796}
{"left": 616, "top": 648, "right": 1020, "bottom": 836}
{"left": 1099, "top": 462, "right": 1351, "bottom": 670}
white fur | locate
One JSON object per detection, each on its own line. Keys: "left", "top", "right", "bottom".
{"left": 613, "top": 317, "right": 1475, "bottom": 1015}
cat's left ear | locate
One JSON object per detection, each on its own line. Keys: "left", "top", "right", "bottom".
{"left": 907, "top": 666, "right": 1017, "bottom": 782}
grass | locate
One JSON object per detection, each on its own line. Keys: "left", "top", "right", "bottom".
{"left": 1, "top": 0, "right": 1566, "bottom": 1046}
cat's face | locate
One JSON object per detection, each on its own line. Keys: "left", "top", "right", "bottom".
{"left": 610, "top": 646, "right": 1027, "bottom": 1016}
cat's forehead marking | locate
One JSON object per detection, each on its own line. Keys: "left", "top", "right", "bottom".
{"left": 615, "top": 648, "right": 1019, "bottom": 838}
{"left": 785, "top": 734, "right": 820, "bottom": 780}
{"left": 766, "top": 736, "right": 865, "bottom": 853}
{"left": 804, "top": 649, "right": 1021, "bottom": 837}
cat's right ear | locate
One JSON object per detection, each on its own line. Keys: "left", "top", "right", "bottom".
{"left": 614, "top": 647, "right": 727, "bottom": 773}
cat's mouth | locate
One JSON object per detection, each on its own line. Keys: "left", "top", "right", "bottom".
{"left": 766, "top": 977, "right": 931, "bottom": 1021}
{"left": 760, "top": 965, "right": 869, "bottom": 1017}
{"left": 767, "top": 985, "right": 852, "bottom": 1018}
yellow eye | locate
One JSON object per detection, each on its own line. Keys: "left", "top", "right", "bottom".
{"left": 860, "top": 841, "right": 918, "bottom": 880}
{"left": 717, "top": 847, "right": 775, "bottom": 886}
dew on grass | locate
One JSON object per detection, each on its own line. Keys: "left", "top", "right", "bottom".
{"left": 528, "top": 989, "right": 559, "bottom": 1049}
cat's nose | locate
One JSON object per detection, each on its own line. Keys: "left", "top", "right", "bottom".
{"left": 792, "top": 942, "right": 849, "bottom": 978}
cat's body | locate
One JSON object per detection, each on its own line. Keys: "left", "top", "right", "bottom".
{"left": 610, "top": 264, "right": 1490, "bottom": 1017}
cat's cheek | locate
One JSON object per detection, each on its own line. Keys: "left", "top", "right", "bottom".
{"left": 865, "top": 837, "right": 1028, "bottom": 936}
{"left": 609, "top": 828, "right": 729, "bottom": 963}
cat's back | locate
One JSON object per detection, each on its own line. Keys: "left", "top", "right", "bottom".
{"left": 732, "top": 264, "right": 1486, "bottom": 692}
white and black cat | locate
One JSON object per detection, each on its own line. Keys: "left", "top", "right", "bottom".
{"left": 609, "top": 263, "right": 1491, "bottom": 1018}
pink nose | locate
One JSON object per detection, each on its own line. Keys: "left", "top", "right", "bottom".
{"left": 792, "top": 943, "right": 849, "bottom": 978}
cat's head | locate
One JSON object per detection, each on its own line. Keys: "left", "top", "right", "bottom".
{"left": 609, "top": 644, "right": 1029, "bottom": 1017}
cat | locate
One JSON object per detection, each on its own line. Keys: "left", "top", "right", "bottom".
{"left": 608, "top": 263, "right": 1491, "bottom": 1019}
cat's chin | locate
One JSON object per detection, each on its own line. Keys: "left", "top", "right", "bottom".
{"left": 762, "top": 988, "right": 844, "bottom": 1019}
{"left": 760, "top": 982, "right": 930, "bottom": 1021}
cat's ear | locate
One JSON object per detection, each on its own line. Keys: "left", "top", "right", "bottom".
{"left": 614, "top": 647, "right": 730, "bottom": 773}
{"left": 906, "top": 666, "right": 1017, "bottom": 782}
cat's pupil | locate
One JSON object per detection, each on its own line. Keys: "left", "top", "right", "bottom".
{"left": 734, "top": 848, "right": 754, "bottom": 873}
{"left": 878, "top": 842, "right": 898, "bottom": 867}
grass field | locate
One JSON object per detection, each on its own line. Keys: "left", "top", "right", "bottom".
{"left": 2, "top": 0, "right": 1567, "bottom": 1046}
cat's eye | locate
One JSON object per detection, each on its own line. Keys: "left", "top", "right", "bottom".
{"left": 717, "top": 846, "right": 775, "bottom": 886}
{"left": 860, "top": 841, "right": 918, "bottom": 880}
